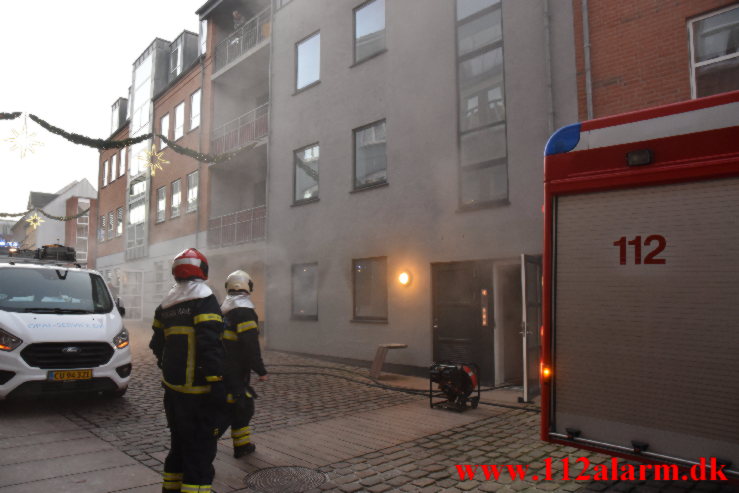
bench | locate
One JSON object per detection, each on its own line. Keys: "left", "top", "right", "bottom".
{"left": 369, "top": 343, "right": 408, "bottom": 379}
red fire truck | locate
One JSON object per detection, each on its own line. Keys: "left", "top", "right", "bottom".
{"left": 541, "top": 90, "right": 739, "bottom": 477}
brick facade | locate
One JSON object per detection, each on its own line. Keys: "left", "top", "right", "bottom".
{"left": 572, "top": 0, "right": 737, "bottom": 120}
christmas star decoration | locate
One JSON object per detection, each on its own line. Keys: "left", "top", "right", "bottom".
{"left": 5, "top": 117, "right": 43, "bottom": 158}
{"left": 26, "top": 213, "right": 44, "bottom": 230}
{"left": 138, "top": 145, "right": 169, "bottom": 176}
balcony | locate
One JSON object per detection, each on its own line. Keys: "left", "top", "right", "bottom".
{"left": 207, "top": 205, "right": 266, "bottom": 248}
{"left": 211, "top": 103, "right": 269, "bottom": 155}
{"left": 214, "top": 7, "right": 271, "bottom": 73}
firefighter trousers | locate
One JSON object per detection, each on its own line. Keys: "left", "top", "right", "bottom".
{"left": 228, "top": 388, "right": 255, "bottom": 454}
{"left": 162, "top": 389, "right": 221, "bottom": 492}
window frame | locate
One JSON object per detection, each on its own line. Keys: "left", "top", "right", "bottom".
{"left": 156, "top": 186, "right": 167, "bottom": 223}
{"left": 170, "top": 179, "right": 182, "bottom": 218}
{"left": 353, "top": 0, "right": 387, "bottom": 65}
{"left": 293, "top": 142, "right": 320, "bottom": 205}
{"left": 107, "top": 211, "right": 114, "bottom": 240}
{"left": 186, "top": 170, "right": 199, "bottom": 213}
{"left": 352, "top": 119, "right": 388, "bottom": 191}
{"left": 351, "top": 256, "right": 388, "bottom": 323}
{"left": 116, "top": 207, "right": 124, "bottom": 237}
{"left": 102, "top": 160, "right": 108, "bottom": 187}
{"left": 190, "top": 89, "right": 201, "bottom": 131}
{"left": 160, "top": 113, "right": 170, "bottom": 149}
{"left": 454, "top": 0, "right": 509, "bottom": 211}
{"left": 99, "top": 215, "right": 106, "bottom": 242}
{"left": 291, "top": 262, "right": 319, "bottom": 320}
{"left": 688, "top": 4, "right": 739, "bottom": 99}
{"left": 295, "top": 30, "right": 321, "bottom": 92}
{"left": 174, "top": 102, "right": 185, "bottom": 140}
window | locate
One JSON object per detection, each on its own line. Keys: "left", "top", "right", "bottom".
{"left": 294, "top": 144, "right": 319, "bottom": 203}
{"left": 102, "top": 160, "right": 108, "bottom": 187}
{"left": 76, "top": 199, "right": 89, "bottom": 262}
{"left": 689, "top": 5, "right": 739, "bottom": 98}
{"left": 354, "top": 120, "right": 387, "bottom": 189}
{"left": 116, "top": 207, "right": 124, "bottom": 236}
{"left": 292, "top": 263, "right": 318, "bottom": 319}
{"left": 352, "top": 257, "right": 387, "bottom": 321}
{"left": 170, "top": 39, "right": 183, "bottom": 80}
{"left": 111, "top": 154, "right": 118, "bottom": 182}
{"left": 456, "top": 0, "right": 508, "bottom": 208}
{"left": 190, "top": 90, "right": 201, "bottom": 130}
{"left": 160, "top": 114, "right": 169, "bottom": 149}
{"left": 107, "top": 211, "right": 114, "bottom": 240}
{"left": 174, "top": 102, "right": 185, "bottom": 140}
{"left": 99, "top": 215, "right": 106, "bottom": 242}
{"left": 199, "top": 19, "right": 208, "bottom": 55}
{"left": 354, "top": 0, "right": 386, "bottom": 63}
{"left": 296, "top": 32, "right": 320, "bottom": 90}
{"left": 187, "top": 171, "right": 198, "bottom": 213}
{"left": 156, "top": 187, "right": 166, "bottom": 223}
{"left": 171, "top": 179, "right": 181, "bottom": 218}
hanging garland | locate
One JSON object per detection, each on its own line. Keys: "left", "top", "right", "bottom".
{"left": 5, "top": 113, "right": 258, "bottom": 163}
{"left": 0, "top": 209, "right": 32, "bottom": 218}
{"left": 38, "top": 207, "right": 91, "bottom": 222}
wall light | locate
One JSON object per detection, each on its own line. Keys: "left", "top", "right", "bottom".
{"left": 398, "top": 271, "right": 412, "bottom": 286}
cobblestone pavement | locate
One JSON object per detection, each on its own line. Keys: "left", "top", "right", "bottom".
{"left": 1, "top": 326, "right": 737, "bottom": 493}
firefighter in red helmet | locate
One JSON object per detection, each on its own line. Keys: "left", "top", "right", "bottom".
{"left": 149, "top": 248, "right": 227, "bottom": 493}
{"left": 221, "top": 270, "right": 268, "bottom": 458}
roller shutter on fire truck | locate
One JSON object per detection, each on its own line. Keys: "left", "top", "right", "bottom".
{"left": 542, "top": 90, "right": 739, "bottom": 476}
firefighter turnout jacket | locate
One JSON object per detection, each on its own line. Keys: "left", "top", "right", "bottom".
{"left": 150, "top": 287, "right": 225, "bottom": 394}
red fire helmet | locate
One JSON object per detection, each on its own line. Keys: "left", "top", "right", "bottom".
{"left": 172, "top": 248, "right": 209, "bottom": 280}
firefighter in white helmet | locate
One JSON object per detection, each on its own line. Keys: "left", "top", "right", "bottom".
{"left": 221, "top": 269, "right": 268, "bottom": 457}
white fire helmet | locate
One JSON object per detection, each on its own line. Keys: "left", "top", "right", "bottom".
{"left": 225, "top": 270, "right": 253, "bottom": 294}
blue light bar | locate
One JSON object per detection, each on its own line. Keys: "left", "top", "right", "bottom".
{"left": 544, "top": 123, "right": 582, "bottom": 156}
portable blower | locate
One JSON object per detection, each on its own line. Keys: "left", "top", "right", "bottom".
{"left": 429, "top": 361, "right": 480, "bottom": 411}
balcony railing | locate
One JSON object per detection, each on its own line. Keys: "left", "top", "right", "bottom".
{"left": 210, "top": 103, "right": 269, "bottom": 155}
{"left": 207, "top": 205, "right": 266, "bottom": 248}
{"left": 215, "top": 7, "right": 271, "bottom": 72}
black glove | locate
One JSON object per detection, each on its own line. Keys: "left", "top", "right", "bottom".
{"left": 209, "top": 381, "right": 227, "bottom": 408}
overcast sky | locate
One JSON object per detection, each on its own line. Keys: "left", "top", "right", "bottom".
{"left": 0, "top": 0, "right": 206, "bottom": 214}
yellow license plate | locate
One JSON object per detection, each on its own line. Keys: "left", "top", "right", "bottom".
{"left": 49, "top": 370, "right": 93, "bottom": 381}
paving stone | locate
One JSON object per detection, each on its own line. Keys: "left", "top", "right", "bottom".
{"left": 338, "top": 483, "right": 364, "bottom": 493}
{"left": 413, "top": 478, "right": 436, "bottom": 487}
{"left": 368, "top": 484, "right": 392, "bottom": 493}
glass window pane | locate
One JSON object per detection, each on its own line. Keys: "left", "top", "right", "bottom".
{"left": 157, "top": 187, "right": 166, "bottom": 222}
{"left": 187, "top": 171, "right": 198, "bottom": 212}
{"left": 190, "top": 90, "right": 201, "bottom": 130}
{"left": 294, "top": 144, "right": 319, "bottom": 202}
{"left": 297, "top": 32, "right": 320, "bottom": 90}
{"left": 171, "top": 180, "right": 181, "bottom": 217}
{"left": 693, "top": 7, "right": 739, "bottom": 63}
{"left": 355, "top": 0, "right": 386, "bottom": 62}
{"left": 460, "top": 78, "right": 505, "bottom": 132}
{"left": 354, "top": 121, "right": 387, "bottom": 189}
{"left": 174, "top": 103, "right": 185, "bottom": 139}
{"left": 695, "top": 56, "right": 739, "bottom": 97}
{"left": 160, "top": 114, "right": 169, "bottom": 148}
{"left": 461, "top": 161, "right": 508, "bottom": 206}
{"left": 116, "top": 208, "right": 123, "bottom": 236}
{"left": 353, "top": 257, "right": 387, "bottom": 320}
{"left": 457, "top": 9, "right": 501, "bottom": 56}
{"left": 460, "top": 124, "right": 506, "bottom": 166}
{"left": 456, "top": 0, "right": 499, "bottom": 21}
{"left": 292, "top": 263, "right": 318, "bottom": 318}
{"left": 459, "top": 46, "right": 503, "bottom": 85}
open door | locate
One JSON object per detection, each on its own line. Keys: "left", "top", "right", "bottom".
{"left": 521, "top": 254, "right": 542, "bottom": 403}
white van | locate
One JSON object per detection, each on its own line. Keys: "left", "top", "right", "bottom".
{"left": 0, "top": 248, "right": 131, "bottom": 399}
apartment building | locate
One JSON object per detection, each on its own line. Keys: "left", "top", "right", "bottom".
{"left": 96, "top": 3, "right": 271, "bottom": 321}
{"left": 573, "top": 0, "right": 739, "bottom": 119}
{"left": 263, "top": 0, "right": 578, "bottom": 397}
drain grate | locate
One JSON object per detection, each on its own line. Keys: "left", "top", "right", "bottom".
{"left": 244, "top": 466, "right": 328, "bottom": 493}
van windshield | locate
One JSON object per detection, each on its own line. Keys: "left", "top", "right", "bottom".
{"left": 0, "top": 268, "right": 113, "bottom": 314}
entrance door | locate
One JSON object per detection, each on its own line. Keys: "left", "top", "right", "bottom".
{"left": 120, "top": 270, "right": 144, "bottom": 321}
{"left": 432, "top": 261, "right": 494, "bottom": 385}
{"left": 521, "top": 254, "right": 542, "bottom": 402}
